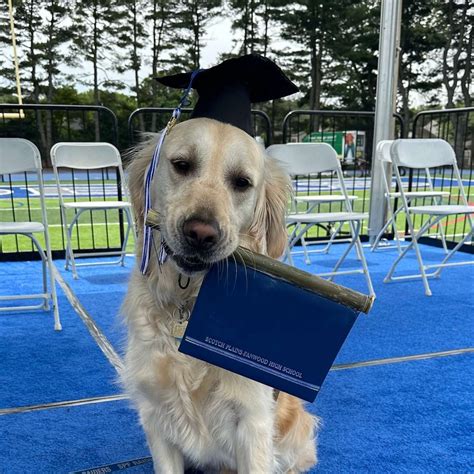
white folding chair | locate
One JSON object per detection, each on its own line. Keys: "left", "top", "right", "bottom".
{"left": 267, "top": 143, "right": 375, "bottom": 297}
{"left": 268, "top": 144, "right": 358, "bottom": 264}
{"left": 50, "top": 142, "right": 134, "bottom": 279}
{"left": 371, "top": 140, "right": 450, "bottom": 253}
{"left": 384, "top": 139, "right": 473, "bottom": 296}
{"left": 0, "top": 138, "right": 61, "bottom": 330}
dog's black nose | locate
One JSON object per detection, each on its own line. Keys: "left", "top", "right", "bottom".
{"left": 183, "top": 218, "right": 220, "bottom": 250}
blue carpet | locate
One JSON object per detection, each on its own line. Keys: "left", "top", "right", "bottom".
{"left": 0, "top": 244, "right": 473, "bottom": 472}
{"left": 54, "top": 256, "right": 133, "bottom": 356}
{"left": 56, "top": 245, "right": 474, "bottom": 364}
{"left": 312, "top": 353, "right": 474, "bottom": 473}
{"left": 1, "top": 245, "right": 472, "bottom": 410}
{"left": 0, "top": 261, "right": 121, "bottom": 408}
{"left": 0, "top": 354, "right": 472, "bottom": 473}
{"left": 290, "top": 244, "right": 474, "bottom": 364}
{"left": 0, "top": 399, "right": 147, "bottom": 474}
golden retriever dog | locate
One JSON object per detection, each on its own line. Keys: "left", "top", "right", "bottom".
{"left": 122, "top": 117, "right": 319, "bottom": 473}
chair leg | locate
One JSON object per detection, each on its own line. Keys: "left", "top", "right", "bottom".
{"left": 326, "top": 222, "right": 343, "bottom": 255}
{"left": 327, "top": 224, "right": 358, "bottom": 281}
{"left": 436, "top": 219, "right": 449, "bottom": 254}
{"left": 372, "top": 196, "right": 395, "bottom": 252}
{"left": 353, "top": 223, "right": 375, "bottom": 297}
{"left": 384, "top": 215, "right": 438, "bottom": 296}
{"left": 433, "top": 227, "right": 474, "bottom": 278}
{"left": 119, "top": 208, "right": 133, "bottom": 266}
{"left": 285, "top": 244, "right": 294, "bottom": 266}
{"left": 285, "top": 224, "right": 297, "bottom": 266}
{"left": 28, "top": 234, "right": 50, "bottom": 309}
{"left": 300, "top": 235, "right": 311, "bottom": 265}
{"left": 67, "top": 210, "right": 85, "bottom": 279}
{"left": 40, "top": 245, "right": 49, "bottom": 310}
{"left": 325, "top": 220, "right": 374, "bottom": 297}
{"left": 49, "top": 262, "right": 61, "bottom": 331}
{"left": 30, "top": 233, "right": 62, "bottom": 330}
{"left": 372, "top": 204, "right": 404, "bottom": 254}
{"left": 432, "top": 195, "right": 449, "bottom": 254}
{"left": 60, "top": 206, "right": 71, "bottom": 271}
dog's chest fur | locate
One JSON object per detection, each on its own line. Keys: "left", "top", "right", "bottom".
{"left": 122, "top": 267, "right": 276, "bottom": 470}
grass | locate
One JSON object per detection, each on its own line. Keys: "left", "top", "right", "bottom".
{"left": 0, "top": 196, "right": 135, "bottom": 254}
{"left": 0, "top": 181, "right": 472, "bottom": 255}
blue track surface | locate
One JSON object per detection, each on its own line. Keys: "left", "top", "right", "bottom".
{"left": 2, "top": 174, "right": 472, "bottom": 199}
{"left": 0, "top": 244, "right": 472, "bottom": 473}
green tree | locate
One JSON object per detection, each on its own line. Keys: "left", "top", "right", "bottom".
{"left": 72, "top": 0, "right": 123, "bottom": 106}
{"left": 115, "top": 0, "right": 148, "bottom": 107}
{"left": 37, "top": 0, "right": 72, "bottom": 103}
{"left": 37, "top": 0, "right": 72, "bottom": 157}
{"left": 436, "top": 0, "right": 473, "bottom": 108}
{"left": 13, "top": 0, "right": 44, "bottom": 102}
{"left": 0, "top": 2, "right": 16, "bottom": 98}
{"left": 228, "top": 0, "right": 275, "bottom": 56}
{"left": 397, "top": 0, "right": 444, "bottom": 126}
{"left": 173, "top": 0, "right": 222, "bottom": 69}
{"left": 274, "top": 0, "right": 347, "bottom": 111}
{"left": 146, "top": 0, "right": 180, "bottom": 108}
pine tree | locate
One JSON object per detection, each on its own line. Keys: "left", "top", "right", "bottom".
{"left": 228, "top": 0, "right": 275, "bottom": 57}
{"left": 115, "top": 0, "right": 148, "bottom": 107}
{"left": 173, "top": 0, "right": 222, "bottom": 69}
{"left": 72, "top": 0, "right": 124, "bottom": 106}
{"left": 146, "top": 0, "right": 180, "bottom": 107}
{"left": 436, "top": 0, "right": 473, "bottom": 108}
{"left": 37, "top": 0, "right": 72, "bottom": 103}
{"left": 273, "top": 0, "right": 346, "bottom": 111}
{"left": 397, "top": 0, "right": 444, "bottom": 126}
{"left": 325, "top": 0, "right": 380, "bottom": 111}
{"left": 13, "top": 0, "right": 44, "bottom": 102}
{"left": 0, "top": 2, "right": 16, "bottom": 99}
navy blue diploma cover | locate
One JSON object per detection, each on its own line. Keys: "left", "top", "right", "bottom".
{"left": 178, "top": 250, "right": 373, "bottom": 402}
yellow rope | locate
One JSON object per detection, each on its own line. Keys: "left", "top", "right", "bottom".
{"left": 6, "top": 0, "right": 24, "bottom": 119}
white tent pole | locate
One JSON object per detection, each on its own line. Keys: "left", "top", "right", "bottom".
{"left": 368, "top": 0, "right": 402, "bottom": 244}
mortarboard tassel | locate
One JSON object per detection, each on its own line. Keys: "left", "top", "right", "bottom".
{"left": 140, "top": 69, "right": 202, "bottom": 275}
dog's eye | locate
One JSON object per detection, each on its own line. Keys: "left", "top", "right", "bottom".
{"left": 171, "top": 160, "right": 192, "bottom": 175}
{"left": 233, "top": 176, "right": 252, "bottom": 191}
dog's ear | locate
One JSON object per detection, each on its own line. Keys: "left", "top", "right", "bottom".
{"left": 249, "top": 157, "right": 291, "bottom": 259}
{"left": 124, "top": 137, "right": 157, "bottom": 239}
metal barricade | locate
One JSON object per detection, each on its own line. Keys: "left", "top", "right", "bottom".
{"left": 128, "top": 107, "right": 273, "bottom": 147}
{"left": 411, "top": 107, "right": 473, "bottom": 252}
{"left": 0, "top": 104, "right": 126, "bottom": 261}
{"left": 282, "top": 110, "right": 405, "bottom": 241}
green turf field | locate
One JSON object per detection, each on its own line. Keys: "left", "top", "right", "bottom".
{"left": 0, "top": 196, "right": 135, "bottom": 254}
{"left": 1, "top": 185, "right": 471, "bottom": 255}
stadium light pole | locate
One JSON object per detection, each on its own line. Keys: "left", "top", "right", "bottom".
{"left": 368, "top": 0, "right": 402, "bottom": 244}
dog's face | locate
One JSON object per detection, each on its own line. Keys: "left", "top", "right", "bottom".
{"left": 129, "top": 117, "right": 290, "bottom": 275}
{"left": 154, "top": 118, "right": 268, "bottom": 274}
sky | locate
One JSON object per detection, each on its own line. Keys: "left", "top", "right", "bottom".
{"left": 2, "top": 7, "right": 456, "bottom": 109}
{"left": 76, "top": 16, "right": 236, "bottom": 92}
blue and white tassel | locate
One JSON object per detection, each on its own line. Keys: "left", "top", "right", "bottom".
{"left": 140, "top": 69, "right": 202, "bottom": 275}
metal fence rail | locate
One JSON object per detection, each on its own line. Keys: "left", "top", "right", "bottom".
{"left": 411, "top": 107, "right": 473, "bottom": 251}
{"left": 282, "top": 110, "right": 405, "bottom": 241}
{"left": 0, "top": 104, "right": 127, "bottom": 261}
{"left": 2, "top": 103, "right": 470, "bottom": 260}
{"left": 128, "top": 108, "right": 273, "bottom": 147}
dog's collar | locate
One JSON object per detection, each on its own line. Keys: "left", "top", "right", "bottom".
{"left": 170, "top": 298, "right": 194, "bottom": 344}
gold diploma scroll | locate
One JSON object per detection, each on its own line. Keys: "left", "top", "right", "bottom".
{"left": 145, "top": 208, "right": 374, "bottom": 315}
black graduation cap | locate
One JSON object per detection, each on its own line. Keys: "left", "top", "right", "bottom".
{"left": 155, "top": 54, "right": 298, "bottom": 136}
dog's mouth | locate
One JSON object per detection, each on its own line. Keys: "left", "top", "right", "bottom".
{"left": 160, "top": 238, "right": 216, "bottom": 275}
{"left": 172, "top": 254, "right": 211, "bottom": 274}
